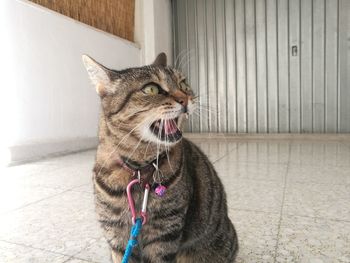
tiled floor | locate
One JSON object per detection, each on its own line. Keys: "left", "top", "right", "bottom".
{"left": 1, "top": 137, "right": 350, "bottom": 262}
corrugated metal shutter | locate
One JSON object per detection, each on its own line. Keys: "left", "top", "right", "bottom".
{"left": 173, "top": 0, "right": 350, "bottom": 133}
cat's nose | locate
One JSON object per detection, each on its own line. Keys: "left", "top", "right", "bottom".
{"left": 177, "top": 98, "right": 187, "bottom": 106}
{"left": 176, "top": 98, "right": 188, "bottom": 113}
{"left": 177, "top": 99, "right": 188, "bottom": 114}
{"left": 172, "top": 90, "right": 188, "bottom": 108}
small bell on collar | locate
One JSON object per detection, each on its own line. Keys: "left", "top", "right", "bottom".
{"left": 152, "top": 163, "right": 167, "bottom": 197}
{"left": 155, "top": 184, "right": 167, "bottom": 197}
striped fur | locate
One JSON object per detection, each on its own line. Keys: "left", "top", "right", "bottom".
{"left": 83, "top": 53, "right": 238, "bottom": 262}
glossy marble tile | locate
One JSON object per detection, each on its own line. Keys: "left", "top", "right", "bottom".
{"left": 1, "top": 151, "right": 94, "bottom": 185}
{"left": 0, "top": 190, "right": 103, "bottom": 256}
{"left": 71, "top": 183, "right": 94, "bottom": 194}
{"left": 192, "top": 139, "right": 240, "bottom": 163}
{"left": 215, "top": 160, "right": 287, "bottom": 183}
{"left": 73, "top": 236, "right": 111, "bottom": 263}
{"left": 225, "top": 180, "right": 284, "bottom": 213}
{"left": 40, "top": 150, "right": 96, "bottom": 167}
{"left": 1, "top": 162, "right": 62, "bottom": 179}
{"left": 287, "top": 164, "right": 350, "bottom": 185}
{"left": 284, "top": 182, "right": 350, "bottom": 221}
{"left": 64, "top": 258, "right": 96, "bottom": 263}
{"left": 290, "top": 142, "right": 350, "bottom": 167}
{"left": 0, "top": 182, "right": 65, "bottom": 214}
{"left": 22, "top": 163, "right": 93, "bottom": 190}
{"left": 0, "top": 163, "right": 93, "bottom": 214}
{"left": 223, "top": 141, "right": 290, "bottom": 164}
{"left": 0, "top": 240, "right": 70, "bottom": 263}
{"left": 276, "top": 215, "right": 350, "bottom": 263}
{"left": 228, "top": 209, "right": 279, "bottom": 263}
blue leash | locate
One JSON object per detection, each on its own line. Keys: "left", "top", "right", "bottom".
{"left": 122, "top": 218, "right": 143, "bottom": 263}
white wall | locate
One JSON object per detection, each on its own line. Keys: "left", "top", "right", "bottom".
{"left": 0, "top": 0, "right": 140, "bottom": 163}
{"left": 135, "top": 0, "right": 173, "bottom": 65}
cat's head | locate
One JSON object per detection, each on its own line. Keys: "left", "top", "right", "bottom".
{"left": 82, "top": 53, "right": 195, "bottom": 147}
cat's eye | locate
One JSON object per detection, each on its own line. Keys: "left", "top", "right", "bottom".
{"left": 142, "top": 83, "right": 160, "bottom": 95}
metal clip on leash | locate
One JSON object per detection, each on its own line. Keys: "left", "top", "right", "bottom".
{"left": 122, "top": 171, "right": 150, "bottom": 263}
{"left": 126, "top": 171, "right": 150, "bottom": 225}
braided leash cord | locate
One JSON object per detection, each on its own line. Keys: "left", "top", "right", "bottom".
{"left": 121, "top": 218, "right": 143, "bottom": 263}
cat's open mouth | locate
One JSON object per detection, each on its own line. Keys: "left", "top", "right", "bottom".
{"left": 150, "top": 117, "right": 182, "bottom": 142}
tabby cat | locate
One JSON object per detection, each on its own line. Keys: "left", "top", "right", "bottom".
{"left": 82, "top": 53, "right": 238, "bottom": 263}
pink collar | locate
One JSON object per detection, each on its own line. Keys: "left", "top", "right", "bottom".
{"left": 115, "top": 153, "right": 167, "bottom": 185}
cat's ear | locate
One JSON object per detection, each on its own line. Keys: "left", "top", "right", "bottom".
{"left": 152, "top": 52, "right": 167, "bottom": 67}
{"left": 82, "top": 55, "right": 113, "bottom": 96}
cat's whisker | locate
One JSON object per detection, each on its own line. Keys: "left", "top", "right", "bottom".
{"left": 191, "top": 111, "right": 214, "bottom": 124}
{"left": 163, "top": 119, "right": 175, "bottom": 174}
{"left": 190, "top": 112, "right": 235, "bottom": 145}
{"left": 124, "top": 118, "right": 155, "bottom": 163}
{"left": 178, "top": 49, "right": 194, "bottom": 70}
{"left": 180, "top": 56, "right": 196, "bottom": 76}
{"left": 96, "top": 119, "right": 148, "bottom": 178}
{"left": 194, "top": 110, "right": 218, "bottom": 118}
{"left": 197, "top": 104, "right": 218, "bottom": 110}
{"left": 143, "top": 121, "right": 157, "bottom": 158}
{"left": 178, "top": 49, "right": 195, "bottom": 71}
{"left": 196, "top": 104, "right": 218, "bottom": 113}
{"left": 96, "top": 113, "right": 159, "bottom": 178}
{"left": 174, "top": 49, "right": 184, "bottom": 68}
{"left": 193, "top": 107, "right": 218, "bottom": 117}
{"left": 192, "top": 90, "right": 218, "bottom": 99}
{"left": 155, "top": 118, "right": 164, "bottom": 169}
{"left": 174, "top": 49, "right": 188, "bottom": 68}
{"left": 125, "top": 137, "right": 144, "bottom": 163}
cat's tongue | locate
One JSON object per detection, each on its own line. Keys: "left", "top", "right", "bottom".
{"left": 164, "top": 119, "right": 178, "bottom": 135}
